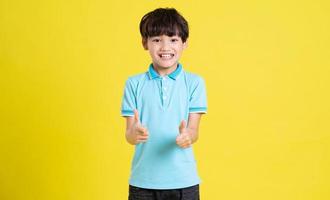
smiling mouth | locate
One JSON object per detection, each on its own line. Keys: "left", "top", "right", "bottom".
{"left": 159, "top": 53, "right": 174, "bottom": 59}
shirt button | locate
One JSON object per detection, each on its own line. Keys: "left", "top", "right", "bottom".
{"left": 163, "top": 87, "right": 167, "bottom": 90}
{"left": 163, "top": 96, "right": 167, "bottom": 99}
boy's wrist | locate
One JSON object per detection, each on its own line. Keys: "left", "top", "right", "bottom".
{"left": 186, "top": 128, "right": 198, "bottom": 144}
{"left": 125, "top": 129, "right": 136, "bottom": 145}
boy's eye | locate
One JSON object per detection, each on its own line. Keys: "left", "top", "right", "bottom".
{"left": 152, "top": 39, "right": 160, "bottom": 42}
{"left": 171, "top": 38, "right": 179, "bottom": 42}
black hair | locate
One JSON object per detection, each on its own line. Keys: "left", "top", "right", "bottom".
{"left": 139, "top": 8, "right": 189, "bottom": 42}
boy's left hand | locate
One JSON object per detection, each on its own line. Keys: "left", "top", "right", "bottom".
{"left": 176, "top": 120, "right": 192, "bottom": 148}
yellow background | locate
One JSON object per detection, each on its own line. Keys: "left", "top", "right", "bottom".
{"left": 1, "top": 0, "right": 329, "bottom": 199}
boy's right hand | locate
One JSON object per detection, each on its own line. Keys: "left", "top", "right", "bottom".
{"left": 130, "top": 109, "right": 149, "bottom": 144}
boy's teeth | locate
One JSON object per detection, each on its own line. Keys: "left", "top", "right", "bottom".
{"left": 160, "top": 54, "right": 173, "bottom": 58}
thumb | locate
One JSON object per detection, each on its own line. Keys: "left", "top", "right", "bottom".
{"left": 133, "top": 109, "right": 140, "bottom": 124}
{"left": 179, "top": 120, "right": 187, "bottom": 134}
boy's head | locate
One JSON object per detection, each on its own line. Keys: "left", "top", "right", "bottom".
{"left": 139, "top": 8, "right": 189, "bottom": 72}
{"left": 139, "top": 8, "right": 189, "bottom": 43}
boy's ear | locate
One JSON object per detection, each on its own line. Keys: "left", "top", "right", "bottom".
{"left": 183, "top": 40, "right": 188, "bottom": 49}
{"left": 142, "top": 38, "right": 148, "bottom": 50}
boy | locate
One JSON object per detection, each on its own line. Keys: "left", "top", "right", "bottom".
{"left": 121, "top": 8, "right": 207, "bottom": 200}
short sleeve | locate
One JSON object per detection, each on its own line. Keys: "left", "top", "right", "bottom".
{"left": 189, "top": 76, "right": 207, "bottom": 114}
{"left": 121, "top": 78, "right": 136, "bottom": 116}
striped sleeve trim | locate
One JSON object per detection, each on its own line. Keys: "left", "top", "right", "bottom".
{"left": 121, "top": 110, "right": 134, "bottom": 116}
{"left": 189, "top": 107, "right": 207, "bottom": 113}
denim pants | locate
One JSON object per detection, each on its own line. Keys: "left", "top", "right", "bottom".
{"left": 128, "top": 184, "right": 200, "bottom": 200}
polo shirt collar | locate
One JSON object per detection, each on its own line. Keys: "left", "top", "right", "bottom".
{"left": 148, "top": 63, "right": 183, "bottom": 80}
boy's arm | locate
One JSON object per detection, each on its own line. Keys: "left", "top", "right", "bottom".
{"left": 187, "top": 113, "right": 203, "bottom": 143}
{"left": 176, "top": 113, "right": 203, "bottom": 148}
{"left": 125, "top": 116, "right": 136, "bottom": 145}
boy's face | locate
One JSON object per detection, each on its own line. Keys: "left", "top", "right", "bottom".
{"left": 143, "top": 35, "right": 187, "bottom": 72}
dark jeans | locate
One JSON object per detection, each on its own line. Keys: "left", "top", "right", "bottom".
{"left": 129, "top": 184, "right": 200, "bottom": 200}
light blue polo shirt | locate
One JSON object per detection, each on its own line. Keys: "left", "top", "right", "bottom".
{"left": 121, "top": 63, "right": 207, "bottom": 189}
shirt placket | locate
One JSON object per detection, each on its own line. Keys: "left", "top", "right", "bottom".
{"left": 161, "top": 76, "right": 170, "bottom": 109}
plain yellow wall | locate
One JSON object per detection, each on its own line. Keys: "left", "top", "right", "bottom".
{"left": 1, "top": 0, "right": 329, "bottom": 199}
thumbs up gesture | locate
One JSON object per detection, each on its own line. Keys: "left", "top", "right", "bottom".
{"left": 176, "top": 120, "right": 192, "bottom": 148}
{"left": 129, "top": 109, "right": 149, "bottom": 144}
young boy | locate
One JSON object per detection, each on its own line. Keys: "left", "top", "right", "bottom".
{"left": 121, "top": 8, "right": 207, "bottom": 200}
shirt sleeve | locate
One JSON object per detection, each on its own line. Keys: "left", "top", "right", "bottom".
{"left": 121, "top": 78, "right": 136, "bottom": 117}
{"left": 189, "top": 76, "right": 207, "bottom": 114}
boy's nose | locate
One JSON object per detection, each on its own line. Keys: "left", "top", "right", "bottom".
{"left": 160, "top": 41, "right": 171, "bottom": 50}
